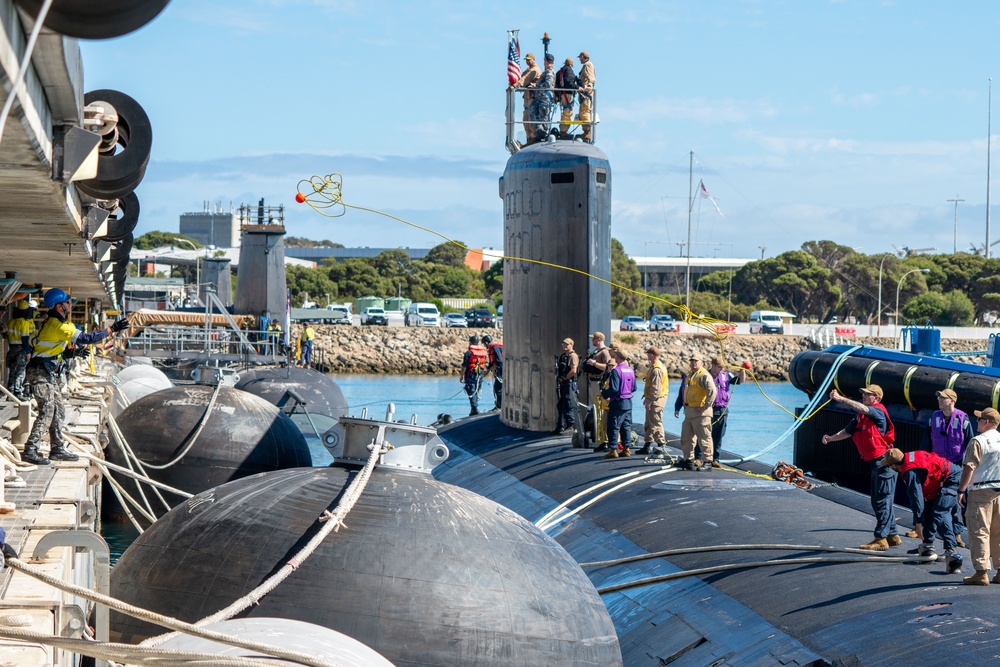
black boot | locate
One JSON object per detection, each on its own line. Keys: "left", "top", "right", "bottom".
{"left": 637, "top": 443, "right": 652, "bottom": 456}
{"left": 22, "top": 444, "right": 50, "bottom": 465}
{"left": 48, "top": 444, "right": 79, "bottom": 462}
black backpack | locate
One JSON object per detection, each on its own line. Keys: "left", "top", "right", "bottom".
{"left": 555, "top": 65, "right": 577, "bottom": 92}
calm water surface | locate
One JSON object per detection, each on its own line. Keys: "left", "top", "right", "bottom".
{"left": 105, "top": 375, "right": 809, "bottom": 562}
{"left": 333, "top": 374, "right": 807, "bottom": 465}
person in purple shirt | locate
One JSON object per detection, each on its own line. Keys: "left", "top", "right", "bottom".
{"left": 601, "top": 344, "right": 636, "bottom": 459}
{"left": 918, "top": 388, "right": 975, "bottom": 544}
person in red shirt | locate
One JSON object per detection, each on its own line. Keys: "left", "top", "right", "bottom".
{"left": 822, "top": 385, "right": 901, "bottom": 551}
{"left": 882, "top": 448, "right": 963, "bottom": 574}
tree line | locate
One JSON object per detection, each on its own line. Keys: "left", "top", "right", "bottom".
{"left": 638, "top": 240, "right": 999, "bottom": 326}
{"left": 135, "top": 232, "right": 999, "bottom": 325}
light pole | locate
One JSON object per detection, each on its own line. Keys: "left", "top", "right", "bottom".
{"left": 895, "top": 268, "right": 931, "bottom": 339}
{"left": 875, "top": 253, "right": 892, "bottom": 337}
{"left": 948, "top": 196, "right": 964, "bottom": 254}
{"left": 174, "top": 239, "right": 201, "bottom": 302}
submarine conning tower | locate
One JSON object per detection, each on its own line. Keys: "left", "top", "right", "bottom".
{"left": 233, "top": 198, "right": 287, "bottom": 322}
{"left": 499, "top": 140, "right": 612, "bottom": 432}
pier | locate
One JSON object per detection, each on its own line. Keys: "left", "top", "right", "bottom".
{"left": 1, "top": 360, "right": 114, "bottom": 665}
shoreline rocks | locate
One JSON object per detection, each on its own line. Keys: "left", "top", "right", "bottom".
{"left": 293, "top": 325, "right": 988, "bottom": 381}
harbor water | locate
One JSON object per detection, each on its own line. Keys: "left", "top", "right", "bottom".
{"left": 333, "top": 375, "right": 806, "bottom": 465}
{"left": 105, "top": 376, "right": 808, "bottom": 562}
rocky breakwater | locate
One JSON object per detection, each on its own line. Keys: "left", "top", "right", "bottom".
{"left": 295, "top": 325, "right": 991, "bottom": 380}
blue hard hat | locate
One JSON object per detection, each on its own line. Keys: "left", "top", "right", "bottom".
{"left": 43, "top": 288, "right": 71, "bottom": 309}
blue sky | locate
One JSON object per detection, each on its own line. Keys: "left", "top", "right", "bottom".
{"left": 81, "top": 1, "right": 1000, "bottom": 260}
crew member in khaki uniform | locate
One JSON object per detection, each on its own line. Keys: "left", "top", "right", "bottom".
{"left": 576, "top": 51, "right": 596, "bottom": 142}
{"left": 958, "top": 407, "right": 1000, "bottom": 585}
{"left": 510, "top": 53, "right": 541, "bottom": 143}
{"left": 638, "top": 346, "right": 668, "bottom": 456}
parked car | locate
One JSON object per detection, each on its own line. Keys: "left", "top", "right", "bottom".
{"left": 442, "top": 312, "right": 468, "bottom": 328}
{"left": 649, "top": 314, "right": 677, "bottom": 332}
{"left": 361, "top": 307, "right": 388, "bottom": 326}
{"left": 466, "top": 308, "right": 496, "bottom": 328}
{"left": 749, "top": 310, "right": 786, "bottom": 334}
{"left": 324, "top": 306, "right": 353, "bottom": 325}
{"left": 405, "top": 302, "right": 441, "bottom": 327}
{"left": 620, "top": 316, "right": 649, "bottom": 331}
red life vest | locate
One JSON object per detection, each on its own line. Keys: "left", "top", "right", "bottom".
{"left": 851, "top": 403, "right": 895, "bottom": 462}
{"left": 465, "top": 345, "right": 488, "bottom": 379}
{"left": 900, "top": 450, "right": 953, "bottom": 501}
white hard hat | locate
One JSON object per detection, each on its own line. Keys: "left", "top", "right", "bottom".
{"left": 28, "top": 299, "right": 38, "bottom": 308}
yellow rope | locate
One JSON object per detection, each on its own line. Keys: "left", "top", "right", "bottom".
{"left": 294, "top": 172, "right": 817, "bottom": 423}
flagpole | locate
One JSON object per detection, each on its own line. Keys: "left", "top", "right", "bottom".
{"left": 988, "top": 77, "right": 993, "bottom": 259}
{"left": 685, "top": 150, "right": 693, "bottom": 311}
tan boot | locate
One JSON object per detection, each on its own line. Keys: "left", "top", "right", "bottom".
{"left": 859, "top": 537, "right": 889, "bottom": 551}
{"left": 956, "top": 533, "right": 966, "bottom": 548}
{"left": 603, "top": 449, "right": 619, "bottom": 459}
{"left": 887, "top": 534, "right": 902, "bottom": 547}
{"left": 621, "top": 447, "right": 632, "bottom": 457}
{"left": 964, "top": 570, "right": 990, "bottom": 586}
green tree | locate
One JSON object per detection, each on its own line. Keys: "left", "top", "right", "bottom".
{"left": 611, "top": 238, "right": 642, "bottom": 316}
{"left": 425, "top": 241, "right": 468, "bottom": 267}
{"left": 732, "top": 251, "right": 840, "bottom": 320}
{"left": 285, "top": 264, "right": 337, "bottom": 305}
{"left": 134, "top": 231, "right": 201, "bottom": 250}
{"left": 483, "top": 259, "right": 503, "bottom": 302}
{"left": 695, "top": 270, "right": 734, "bottom": 296}
{"left": 970, "top": 258, "right": 1000, "bottom": 322}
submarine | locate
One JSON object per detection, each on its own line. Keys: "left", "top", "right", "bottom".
{"left": 789, "top": 340, "right": 1000, "bottom": 490}
{"left": 109, "top": 408, "right": 624, "bottom": 666}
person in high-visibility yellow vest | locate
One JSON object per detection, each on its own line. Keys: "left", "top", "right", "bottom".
{"left": 3, "top": 299, "right": 36, "bottom": 400}
{"left": 23, "top": 289, "right": 129, "bottom": 465}
{"left": 676, "top": 354, "right": 717, "bottom": 472}
{"left": 299, "top": 325, "right": 316, "bottom": 367}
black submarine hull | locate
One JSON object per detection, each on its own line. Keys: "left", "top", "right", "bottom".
{"left": 436, "top": 414, "right": 997, "bottom": 666}
{"left": 789, "top": 345, "right": 1000, "bottom": 489}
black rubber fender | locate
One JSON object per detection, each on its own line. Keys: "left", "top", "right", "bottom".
{"left": 76, "top": 90, "right": 151, "bottom": 199}
{"left": 93, "top": 233, "right": 133, "bottom": 263}
{"left": 14, "top": 0, "right": 171, "bottom": 40}
{"left": 93, "top": 193, "right": 140, "bottom": 243}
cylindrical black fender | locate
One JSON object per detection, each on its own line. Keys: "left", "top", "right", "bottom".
{"left": 76, "top": 90, "right": 151, "bottom": 199}
{"left": 93, "top": 233, "right": 133, "bottom": 263}
{"left": 14, "top": 0, "right": 171, "bottom": 40}
{"left": 93, "top": 193, "right": 140, "bottom": 243}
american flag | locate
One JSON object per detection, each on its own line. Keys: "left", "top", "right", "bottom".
{"left": 507, "top": 31, "right": 521, "bottom": 85}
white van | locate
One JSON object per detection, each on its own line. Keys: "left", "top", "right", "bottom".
{"left": 749, "top": 310, "right": 787, "bottom": 335}
{"left": 406, "top": 302, "right": 441, "bottom": 327}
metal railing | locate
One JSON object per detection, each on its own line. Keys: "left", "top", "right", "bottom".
{"left": 505, "top": 87, "right": 598, "bottom": 154}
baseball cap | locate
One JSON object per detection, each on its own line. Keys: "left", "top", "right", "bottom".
{"left": 646, "top": 346, "right": 660, "bottom": 355}
{"left": 562, "top": 338, "right": 574, "bottom": 346}
{"left": 936, "top": 389, "right": 958, "bottom": 401}
{"left": 881, "top": 448, "right": 905, "bottom": 467}
{"left": 590, "top": 331, "right": 605, "bottom": 341}
{"left": 975, "top": 408, "right": 1000, "bottom": 423}
{"left": 860, "top": 385, "right": 884, "bottom": 401}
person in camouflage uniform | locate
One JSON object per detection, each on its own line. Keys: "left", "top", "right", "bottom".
{"left": 23, "top": 289, "right": 128, "bottom": 465}
{"left": 3, "top": 299, "right": 36, "bottom": 400}
{"left": 528, "top": 53, "right": 557, "bottom": 143}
